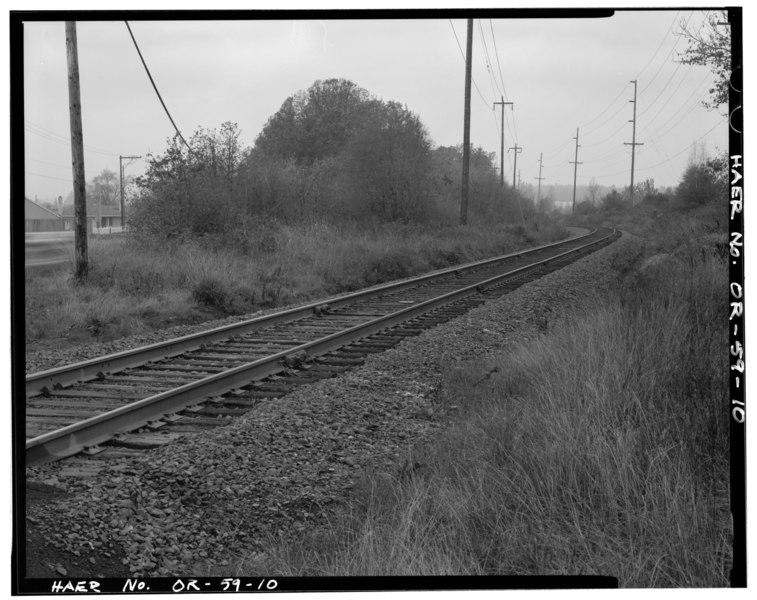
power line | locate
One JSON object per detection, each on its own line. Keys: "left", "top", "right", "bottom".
{"left": 579, "top": 83, "right": 629, "bottom": 130}
{"left": 476, "top": 20, "right": 515, "bottom": 144}
{"left": 581, "top": 118, "right": 630, "bottom": 149}
{"left": 579, "top": 11, "right": 685, "bottom": 132}
{"left": 488, "top": 19, "right": 518, "bottom": 143}
{"left": 634, "top": 10, "right": 681, "bottom": 79}
{"left": 477, "top": 20, "right": 503, "bottom": 98}
{"left": 582, "top": 92, "right": 631, "bottom": 136}
{"left": 590, "top": 118, "right": 724, "bottom": 180}
{"left": 26, "top": 157, "right": 71, "bottom": 169}
{"left": 542, "top": 136, "right": 574, "bottom": 159}
{"left": 642, "top": 78, "right": 714, "bottom": 142}
{"left": 25, "top": 171, "right": 72, "bottom": 183}
{"left": 639, "top": 69, "right": 713, "bottom": 137}
{"left": 25, "top": 121, "right": 120, "bottom": 157}
{"left": 449, "top": 19, "right": 493, "bottom": 112}
{"left": 636, "top": 119, "right": 726, "bottom": 172}
{"left": 488, "top": 20, "right": 510, "bottom": 101}
{"left": 636, "top": 62, "right": 693, "bottom": 121}
{"left": 638, "top": 13, "right": 692, "bottom": 95}
{"left": 125, "top": 21, "right": 191, "bottom": 151}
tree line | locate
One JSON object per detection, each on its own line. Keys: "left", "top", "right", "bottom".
{"left": 128, "top": 78, "right": 531, "bottom": 241}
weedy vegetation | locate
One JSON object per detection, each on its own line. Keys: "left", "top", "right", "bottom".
{"left": 228, "top": 158, "right": 731, "bottom": 585}
{"left": 237, "top": 215, "right": 729, "bottom": 586}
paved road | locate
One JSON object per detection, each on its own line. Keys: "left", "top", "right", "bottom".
{"left": 25, "top": 231, "right": 74, "bottom": 267}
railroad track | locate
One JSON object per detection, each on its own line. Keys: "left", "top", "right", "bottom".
{"left": 26, "top": 227, "right": 620, "bottom": 465}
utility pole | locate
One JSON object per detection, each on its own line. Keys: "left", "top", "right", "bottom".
{"left": 66, "top": 21, "right": 87, "bottom": 281}
{"left": 535, "top": 153, "right": 545, "bottom": 205}
{"left": 508, "top": 144, "right": 522, "bottom": 192}
{"left": 120, "top": 155, "right": 142, "bottom": 230}
{"left": 624, "top": 79, "right": 644, "bottom": 201}
{"left": 569, "top": 128, "right": 582, "bottom": 215}
{"left": 460, "top": 18, "right": 473, "bottom": 226}
{"left": 493, "top": 97, "right": 513, "bottom": 186}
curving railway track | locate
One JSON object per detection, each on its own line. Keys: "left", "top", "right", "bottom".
{"left": 26, "top": 227, "right": 620, "bottom": 465}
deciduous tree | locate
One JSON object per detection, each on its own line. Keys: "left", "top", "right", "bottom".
{"left": 677, "top": 10, "right": 731, "bottom": 111}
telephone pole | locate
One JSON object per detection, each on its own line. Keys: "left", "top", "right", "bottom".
{"left": 493, "top": 97, "right": 513, "bottom": 186}
{"left": 120, "top": 155, "right": 142, "bottom": 230}
{"left": 460, "top": 18, "right": 473, "bottom": 226}
{"left": 508, "top": 144, "right": 522, "bottom": 192}
{"left": 569, "top": 128, "right": 582, "bottom": 214}
{"left": 66, "top": 21, "right": 87, "bottom": 281}
{"left": 535, "top": 153, "right": 545, "bottom": 204}
{"left": 624, "top": 79, "right": 644, "bottom": 201}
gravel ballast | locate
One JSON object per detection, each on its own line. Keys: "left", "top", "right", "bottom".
{"left": 24, "top": 232, "right": 645, "bottom": 578}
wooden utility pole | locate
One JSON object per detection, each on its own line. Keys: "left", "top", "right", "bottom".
{"left": 460, "top": 18, "right": 473, "bottom": 226}
{"left": 570, "top": 128, "right": 582, "bottom": 214}
{"left": 624, "top": 79, "right": 643, "bottom": 201}
{"left": 66, "top": 21, "right": 87, "bottom": 281}
{"left": 509, "top": 144, "right": 522, "bottom": 192}
{"left": 535, "top": 153, "right": 545, "bottom": 204}
{"left": 120, "top": 155, "right": 141, "bottom": 229}
{"left": 493, "top": 97, "right": 513, "bottom": 187}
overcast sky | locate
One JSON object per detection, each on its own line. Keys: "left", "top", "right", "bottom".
{"left": 21, "top": 8, "right": 730, "bottom": 203}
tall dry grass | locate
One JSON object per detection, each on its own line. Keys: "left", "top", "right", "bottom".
{"left": 25, "top": 219, "right": 566, "bottom": 346}
{"left": 244, "top": 250, "right": 730, "bottom": 586}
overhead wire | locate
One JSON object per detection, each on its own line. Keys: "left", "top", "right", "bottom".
{"left": 636, "top": 119, "right": 725, "bottom": 172}
{"left": 642, "top": 76, "right": 715, "bottom": 142}
{"left": 125, "top": 21, "right": 192, "bottom": 152}
{"left": 477, "top": 20, "right": 515, "bottom": 144}
{"left": 639, "top": 68, "right": 713, "bottom": 136}
{"left": 633, "top": 10, "right": 681, "bottom": 80}
{"left": 487, "top": 19, "right": 518, "bottom": 143}
{"left": 580, "top": 10, "right": 686, "bottom": 135}
{"left": 636, "top": 62, "right": 693, "bottom": 121}
{"left": 477, "top": 19, "right": 503, "bottom": 98}
{"left": 579, "top": 83, "right": 629, "bottom": 130}
{"left": 581, "top": 95, "right": 631, "bottom": 137}
{"left": 578, "top": 11, "right": 714, "bottom": 184}
{"left": 589, "top": 117, "right": 723, "bottom": 180}
{"left": 25, "top": 171, "right": 74, "bottom": 182}
{"left": 25, "top": 120, "right": 120, "bottom": 157}
{"left": 638, "top": 33, "right": 683, "bottom": 95}
{"left": 26, "top": 157, "right": 72, "bottom": 169}
{"left": 449, "top": 19, "right": 494, "bottom": 111}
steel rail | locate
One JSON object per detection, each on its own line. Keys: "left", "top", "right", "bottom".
{"left": 26, "top": 227, "right": 598, "bottom": 395}
{"left": 26, "top": 228, "right": 617, "bottom": 464}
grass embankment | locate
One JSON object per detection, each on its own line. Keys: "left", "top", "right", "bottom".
{"left": 242, "top": 243, "right": 730, "bottom": 586}
{"left": 25, "top": 219, "right": 566, "bottom": 347}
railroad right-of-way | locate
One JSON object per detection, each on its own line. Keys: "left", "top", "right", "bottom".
{"left": 25, "top": 227, "right": 619, "bottom": 466}
{"left": 25, "top": 227, "right": 641, "bottom": 579}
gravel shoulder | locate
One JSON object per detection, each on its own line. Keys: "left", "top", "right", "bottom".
{"left": 23, "top": 231, "right": 645, "bottom": 579}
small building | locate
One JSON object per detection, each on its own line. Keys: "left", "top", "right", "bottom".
{"left": 24, "top": 197, "right": 66, "bottom": 232}
{"left": 93, "top": 205, "right": 123, "bottom": 230}
{"left": 61, "top": 204, "right": 123, "bottom": 233}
